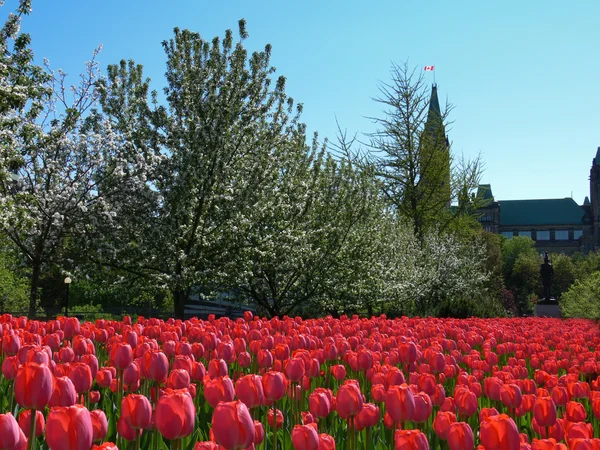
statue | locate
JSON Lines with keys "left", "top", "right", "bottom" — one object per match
{"left": 540, "top": 252, "right": 554, "bottom": 302}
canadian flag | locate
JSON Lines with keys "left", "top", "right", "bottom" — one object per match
{"left": 424, "top": 65, "right": 435, "bottom": 71}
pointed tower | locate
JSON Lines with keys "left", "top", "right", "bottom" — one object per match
{"left": 590, "top": 147, "right": 600, "bottom": 248}
{"left": 420, "top": 84, "right": 451, "bottom": 207}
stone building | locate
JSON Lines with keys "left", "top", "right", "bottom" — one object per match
{"left": 477, "top": 147, "right": 600, "bottom": 254}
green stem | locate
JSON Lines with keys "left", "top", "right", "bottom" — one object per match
{"left": 272, "top": 403, "right": 277, "bottom": 450}
{"left": 27, "top": 409, "right": 36, "bottom": 450}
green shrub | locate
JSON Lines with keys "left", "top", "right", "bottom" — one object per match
{"left": 560, "top": 271, "right": 600, "bottom": 319}
{"left": 436, "top": 292, "right": 506, "bottom": 318}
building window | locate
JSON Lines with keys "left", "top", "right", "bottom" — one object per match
{"left": 536, "top": 230, "right": 550, "bottom": 240}
{"left": 501, "top": 232, "right": 514, "bottom": 239}
{"left": 518, "top": 231, "right": 532, "bottom": 238}
{"left": 555, "top": 230, "right": 569, "bottom": 240}
{"left": 574, "top": 229, "right": 583, "bottom": 240}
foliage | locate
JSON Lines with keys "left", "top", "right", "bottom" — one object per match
{"left": 93, "top": 21, "right": 318, "bottom": 319}
{"left": 508, "top": 252, "right": 541, "bottom": 315}
{"left": 560, "top": 270, "right": 600, "bottom": 319}
{"left": 572, "top": 250, "right": 600, "bottom": 281}
{"left": 0, "top": 238, "right": 28, "bottom": 312}
{"left": 549, "top": 253, "right": 576, "bottom": 300}
{"left": 365, "top": 62, "right": 486, "bottom": 241}
{"left": 500, "top": 236, "right": 537, "bottom": 280}
{"left": 235, "top": 134, "right": 385, "bottom": 317}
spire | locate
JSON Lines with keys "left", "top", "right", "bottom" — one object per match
{"left": 594, "top": 146, "right": 600, "bottom": 165}
{"left": 425, "top": 84, "right": 442, "bottom": 135}
{"left": 424, "top": 84, "right": 449, "bottom": 147}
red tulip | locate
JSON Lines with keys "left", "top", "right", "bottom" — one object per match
{"left": 530, "top": 438, "right": 567, "bottom": 450}
{"left": 154, "top": 389, "right": 196, "bottom": 440}
{"left": 262, "top": 371, "right": 288, "bottom": 402}
{"left": 211, "top": 401, "right": 255, "bottom": 450}
{"left": 123, "top": 362, "right": 140, "bottom": 387}
{"left": 318, "top": 433, "right": 336, "bottom": 450}
{"left": 63, "top": 317, "right": 81, "bottom": 339}
{"left": 285, "top": 357, "right": 306, "bottom": 382}
{"left": 121, "top": 394, "right": 152, "bottom": 429}
{"left": 14, "top": 362, "right": 53, "bottom": 410}
{"left": 292, "top": 424, "right": 319, "bottom": 450}
{"left": 412, "top": 392, "right": 432, "bottom": 423}
{"left": 355, "top": 403, "right": 380, "bottom": 430}
{"left": 208, "top": 359, "right": 229, "bottom": 379}
{"left": 565, "top": 401, "right": 587, "bottom": 422}
{"left": 68, "top": 362, "right": 93, "bottom": 394}
{"left": 89, "top": 410, "right": 108, "bottom": 443}
{"left": 568, "top": 439, "right": 599, "bottom": 450}
{"left": 117, "top": 416, "right": 141, "bottom": 442}
{"left": 167, "top": 369, "right": 190, "bottom": 390}
{"left": 336, "top": 380, "right": 364, "bottom": 420}
{"left": 565, "top": 421, "right": 593, "bottom": 445}
{"left": 204, "top": 376, "right": 235, "bottom": 408}
{"left": 372, "top": 383, "right": 386, "bottom": 403}
{"left": 394, "top": 429, "right": 429, "bottom": 450}
{"left": 193, "top": 442, "right": 221, "bottom": 450}
{"left": 190, "top": 361, "right": 206, "bottom": 382}
{"left": 1, "top": 355, "right": 19, "bottom": 380}
{"left": 480, "top": 414, "right": 520, "bottom": 450}
{"left": 141, "top": 350, "right": 169, "bottom": 382}
{"left": 551, "top": 386, "right": 568, "bottom": 407}
{"left": 49, "top": 376, "right": 77, "bottom": 407}
{"left": 454, "top": 386, "right": 477, "bottom": 418}
{"left": 110, "top": 343, "right": 132, "bottom": 370}
{"left": 500, "top": 383, "right": 523, "bottom": 409}
{"left": 533, "top": 396, "right": 557, "bottom": 427}
{"left": 254, "top": 420, "right": 265, "bottom": 445}
{"left": 267, "top": 409, "right": 284, "bottom": 429}
{"left": 386, "top": 384, "right": 415, "bottom": 424}
{"left": 330, "top": 365, "right": 346, "bottom": 381}
{"left": 235, "top": 374, "right": 264, "bottom": 409}
{"left": 237, "top": 352, "right": 251, "bottom": 367}
{"left": 309, "top": 388, "right": 333, "bottom": 418}
{"left": 95, "top": 368, "right": 113, "bottom": 388}
{"left": 0, "top": 413, "right": 20, "bottom": 450}
{"left": 433, "top": 411, "right": 456, "bottom": 440}
{"left": 256, "top": 350, "right": 273, "bottom": 369}
{"left": 17, "top": 410, "right": 44, "bottom": 438}
{"left": 447, "top": 422, "right": 474, "bottom": 450}
{"left": 2, "top": 334, "right": 21, "bottom": 355}
{"left": 46, "top": 404, "right": 93, "bottom": 450}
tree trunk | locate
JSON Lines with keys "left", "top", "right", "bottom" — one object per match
{"left": 28, "top": 262, "right": 41, "bottom": 318}
{"left": 173, "top": 289, "right": 187, "bottom": 320}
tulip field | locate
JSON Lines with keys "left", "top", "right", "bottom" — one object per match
{"left": 1, "top": 314, "right": 600, "bottom": 449}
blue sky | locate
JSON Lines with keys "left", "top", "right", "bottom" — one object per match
{"left": 10, "top": 0, "right": 600, "bottom": 202}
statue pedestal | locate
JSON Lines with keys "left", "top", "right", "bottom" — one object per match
{"left": 534, "top": 299, "right": 561, "bottom": 318}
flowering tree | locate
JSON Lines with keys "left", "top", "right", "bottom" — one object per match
{"left": 0, "top": 2, "right": 154, "bottom": 316}
{"left": 93, "top": 21, "right": 314, "bottom": 318}
{"left": 235, "top": 133, "right": 385, "bottom": 317}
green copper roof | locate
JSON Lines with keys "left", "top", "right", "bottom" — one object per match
{"left": 499, "top": 198, "right": 585, "bottom": 226}
{"left": 477, "top": 184, "right": 494, "bottom": 201}
{"left": 595, "top": 147, "right": 600, "bottom": 165}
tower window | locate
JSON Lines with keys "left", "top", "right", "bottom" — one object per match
{"left": 536, "top": 230, "right": 550, "bottom": 240}
{"left": 555, "top": 230, "right": 569, "bottom": 240}
{"left": 574, "top": 230, "right": 583, "bottom": 240}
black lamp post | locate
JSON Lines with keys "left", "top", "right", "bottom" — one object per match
{"left": 64, "top": 276, "right": 71, "bottom": 316}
